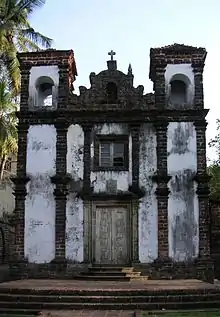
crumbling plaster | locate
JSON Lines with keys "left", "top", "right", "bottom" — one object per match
{"left": 167, "top": 122, "right": 199, "bottom": 261}
{"left": 139, "top": 124, "right": 158, "bottom": 263}
{"left": 66, "top": 124, "right": 84, "bottom": 262}
{"left": 25, "top": 125, "right": 56, "bottom": 263}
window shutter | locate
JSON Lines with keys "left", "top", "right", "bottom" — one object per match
{"left": 100, "top": 143, "right": 111, "bottom": 166}
{"left": 113, "top": 143, "right": 124, "bottom": 167}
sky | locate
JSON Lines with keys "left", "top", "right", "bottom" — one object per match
{"left": 30, "top": 0, "right": 220, "bottom": 161}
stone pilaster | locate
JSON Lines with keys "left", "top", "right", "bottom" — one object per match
{"left": 192, "top": 62, "right": 204, "bottom": 109}
{"left": 153, "top": 122, "right": 171, "bottom": 259}
{"left": 82, "top": 124, "right": 93, "bottom": 196}
{"left": 51, "top": 122, "right": 69, "bottom": 265}
{"left": 154, "top": 62, "right": 166, "bottom": 109}
{"left": 129, "top": 124, "right": 143, "bottom": 197}
{"left": 194, "top": 120, "right": 210, "bottom": 258}
{"left": 20, "top": 67, "right": 31, "bottom": 112}
{"left": 58, "top": 64, "right": 70, "bottom": 110}
{"left": 11, "top": 122, "right": 29, "bottom": 262}
{"left": 194, "top": 120, "right": 213, "bottom": 281}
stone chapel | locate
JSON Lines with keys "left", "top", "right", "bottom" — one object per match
{"left": 11, "top": 44, "right": 213, "bottom": 280}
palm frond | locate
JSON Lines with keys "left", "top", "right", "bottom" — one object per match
{"left": 21, "top": 27, "right": 52, "bottom": 48}
{"left": 16, "top": 33, "right": 40, "bottom": 51}
{"left": 17, "top": 0, "right": 46, "bottom": 14}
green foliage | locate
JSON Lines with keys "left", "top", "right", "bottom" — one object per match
{"left": 207, "top": 164, "right": 220, "bottom": 199}
{"left": 208, "top": 119, "right": 220, "bottom": 200}
{"left": 0, "top": 78, "right": 18, "bottom": 179}
{"left": 209, "top": 119, "right": 220, "bottom": 165}
{"left": 0, "top": 0, "right": 53, "bottom": 95}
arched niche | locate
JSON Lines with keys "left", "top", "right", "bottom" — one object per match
{"left": 34, "top": 76, "right": 57, "bottom": 108}
{"left": 167, "top": 73, "right": 193, "bottom": 108}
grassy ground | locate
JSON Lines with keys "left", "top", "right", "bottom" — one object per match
{"left": 145, "top": 313, "right": 220, "bottom": 317}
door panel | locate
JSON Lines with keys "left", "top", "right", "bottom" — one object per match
{"left": 95, "top": 206, "right": 128, "bottom": 264}
{"left": 112, "top": 207, "right": 127, "bottom": 264}
{"left": 95, "top": 208, "right": 112, "bottom": 264}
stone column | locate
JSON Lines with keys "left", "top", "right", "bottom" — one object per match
{"left": 10, "top": 122, "right": 29, "bottom": 276}
{"left": 153, "top": 122, "right": 171, "bottom": 259}
{"left": 194, "top": 120, "right": 213, "bottom": 281}
{"left": 82, "top": 124, "right": 93, "bottom": 196}
{"left": 192, "top": 63, "right": 204, "bottom": 109}
{"left": 51, "top": 122, "right": 70, "bottom": 267}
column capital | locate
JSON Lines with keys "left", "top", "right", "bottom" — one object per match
{"left": 17, "top": 122, "right": 29, "bottom": 133}
{"left": 81, "top": 123, "right": 93, "bottom": 132}
{"left": 11, "top": 176, "right": 30, "bottom": 186}
{"left": 129, "top": 123, "right": 141, "bottom": 131}
{"left": 192, "top": 62, "right": 204, "bottom": 73}
{"left": 193, "top": 173, "right": 211, "bottom": 184}
{"left": 154, "top": 121, "right": 169, "bottom": 131}
{"left": 152, "top": 174, "right": 172, "bottom": 184}
{"left": 54, "top": 121, "right": 69, "bottom": 131}
{"left": 155, "top": 187, "right": 170, "bottom": 197}
{"left": 194, "top": 120, "right": 208, "bottom": 130}
{"left": 51, "top": 174, "right": 71, "bottom": 185}
{"left": 20, "top": 65, "right": 31, "bottom": 74}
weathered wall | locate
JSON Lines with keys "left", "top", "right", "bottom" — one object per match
{"left": 90, "top": 123, "right": 132, "bottom": 192}
{"left": 139, "top": 123, "right": 158, "bottom": 263}
{"left": 66, "top": 124, "right": 84, "bottom": 262}
{"left": 25, "top": 125, "right": 56, "bottom": 263}
{"left": 167, "top": 122, "right": 199, "bottom": 261}
{"left": 0, "top": 181, "right": 15, "bottom": 217}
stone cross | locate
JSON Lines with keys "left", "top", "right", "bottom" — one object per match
{"left": 108, "top": 50, "right": 116, "bottom": 61}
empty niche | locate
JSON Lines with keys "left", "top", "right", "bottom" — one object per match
{"left": 34, "top": 76, "right": 57, "bottom": 109}
{"left": 167, "top": 74, "right": 193, "bottom": 108}
{"left": 106, "top": 82, "right": 118, "bottom": 103}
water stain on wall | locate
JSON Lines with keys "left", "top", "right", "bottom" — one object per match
{"left": 168, "top": 122, "right": 198, "bottom": 262}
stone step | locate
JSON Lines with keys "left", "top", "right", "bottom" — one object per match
{"left": 1, "top": 293, "right": 220, "bottom": 303}
{"left": 81, "top": 271, "right": 127, "bottom": 276}
{"left": 0, "top": 300, "right": 220, "bottom": 310}
{"left": 82, "top": 271, "right": 142, "bottom": 278}
{"left": 0, "top": 308, "right": 39, "bottom": 315}
{"left": 74, "top": 275, "right": 131, "bottom": 281}
{"left": 1, "top": 287, "right": 219, "bottom": 296}
{"left": 1, "top": 308, "right": 220, "bottom": 317}
{"left": 89, "top": 266, "right": 134, "bottom": 273}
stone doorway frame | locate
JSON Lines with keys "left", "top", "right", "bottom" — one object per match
{"left": 83, "top": 199, "right": 139, "bottom": 265}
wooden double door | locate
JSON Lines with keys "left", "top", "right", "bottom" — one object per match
{"left": 94, "top": 206, "right": 129, "bottom": 264}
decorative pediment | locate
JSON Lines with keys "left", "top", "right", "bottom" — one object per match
{"left": 69, "top": 51, "right": 155, "bottom": 110}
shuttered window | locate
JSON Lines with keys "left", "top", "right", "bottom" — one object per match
{"left": 99, "top": 142, "right": 125, "bottom": 167}
{"left": 94, "top": 135, "right": 129, "bottom": 171}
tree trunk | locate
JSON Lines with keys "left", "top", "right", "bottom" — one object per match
{"left": 0, "top": 154, "right": 7, "bottom": 180}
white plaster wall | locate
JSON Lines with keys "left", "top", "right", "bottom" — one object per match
{"left": 165, "top": 64, "right": 194, "bottom": 106}
{"left": 25, "top": 125, "right": 56, "bottom": 263}
{"left": 167, "top": 122, "right": 199, "bottom": 261}
{"left": 28, "top": 66, "right": 59, "bottom": 109}
{"left": 66, "top": 124, "right": 84, "bottom": 262}
{"left": 90, "top": 123, "right": 132, "bottom": 193}
{"left": 139, "top": 123, "right": 158, "bottom": 263}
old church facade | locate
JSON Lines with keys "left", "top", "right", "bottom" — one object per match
{"left": 11, "top": 44, "right": 212, "bottom": 280}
